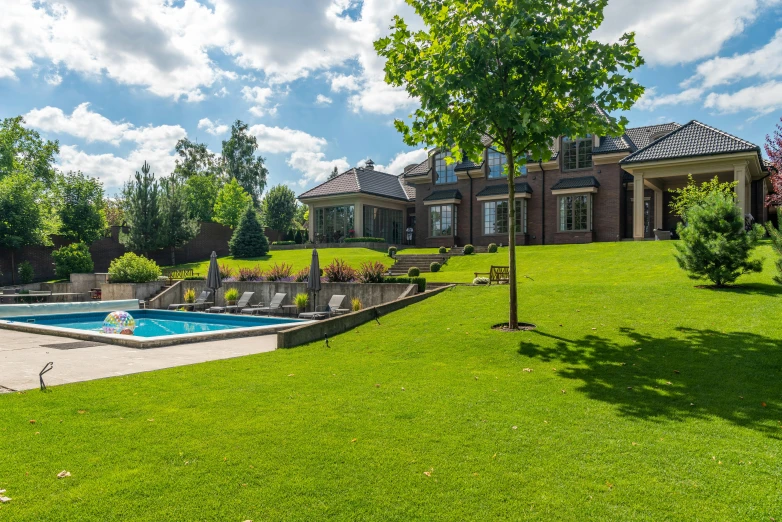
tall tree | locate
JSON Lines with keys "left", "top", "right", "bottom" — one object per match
{"left": 0, "top": 172, "right": 49, "bottom": 283}
{"left": 328, "top": 166, "right": 340, "bottom": 180}
{"left": 173, "top": 138, "right": 222, "bottom": 179}
{"left": 121, "top": 161, "right": 161, "bottom": 256}
{"left": 376, "top": 0, "right": 644, "bottom": 329}
{"left": 765, "top": 117, "right": 782, "bottom": 207}
{"left": 222, "top": 120, "right": 268, "bottom": 206}
{"left": 183, "top": 173, "right": 222, "bottom": 222}
{"left": 104, "top": 196, "right": 127, "bottom": 228}
{"left": 57, "top": 171, "right": 107, "bottom": 244}
{"left": 262, "top": 184, "right": 297, "bottom": 235}
{"left": 159, "top": 176, "right": 200, "bottom": 266}
{"left": 0, "top": 116, "right": 60, "bottom": 185}
{"left": 213, "top": 178, "right": 254, "bottom": 229}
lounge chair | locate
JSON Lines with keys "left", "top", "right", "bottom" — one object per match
{"left": 298, "top": 295, "right": 349, "bottom": 320}
{"left": 168, "top": 290, "right": 212, "bottom": 311}
{"left": 241, "top": 292, "right": 286, "bottom": 316}
{"left": 207, "top": 291, "right": 255, "bottom": 314}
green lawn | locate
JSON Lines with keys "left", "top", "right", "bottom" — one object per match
{"left": 167, "top": 247, "right": 389, "bottom": 274}
{"left": 2, "top": 242, "right": 781, "bottom": 520}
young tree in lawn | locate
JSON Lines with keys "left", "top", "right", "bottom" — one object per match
{"left": 121, "top": 161, "right": 162, "bottom": 257}
{"left": 669, "top": 175, "right": 738, "bottom": 223}
{"left": 765, "top": 117, "right": 782, "bottom": 207}
{"left": 229, "top": 205, "right": 269, "bottom": 258}
{"left": 675, "top": 192, "right": 763, "bottom": 287}
{"left": 213, "top": 177, "right": 253, "bottom": 229}
{"left": 222, "top": 120, "right": 268, "bottom": 206}
{"left": 0, "top": 116, "right": 60, "bottom": 186}
{"left": 183, "top": 173, "right": 222, "bottom": 222}
{"left": 376, "top": 0, "right": 644, "bottom": 328}
{"left": 159, "top": 176, "right": 200, "bottom": 266}
{"left": 262, "top": 184, "right": 297, "bottom": 236}
{"left": 57, "top": 171, "right": 107, "bottom": 244}
{"left": 0, "top": 172, "right": 49, "bottom": 283}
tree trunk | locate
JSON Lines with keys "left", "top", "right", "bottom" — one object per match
{"left": 506, "top": 146, "right": 518, "bottom": 329}
{"left": 171, "top": 246, "right": 176, "bottom": 267}
{"left": 10, "top": 250, "right": 16, "bottom": 285}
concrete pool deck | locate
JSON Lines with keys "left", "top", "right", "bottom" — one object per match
{"left": 0, "top": 329, "right": 277, "bottom": 392}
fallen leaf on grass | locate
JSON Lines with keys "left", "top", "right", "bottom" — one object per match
{"left": 423, "top": 469, "right": 432, "bottom": 477}
{"left": 57, "top": 471, "right": 71, "bottom": 479}
{"left": 561, "top": 389, "right": 566, "bottom": 394}
{"left": 0, "top": 496, "right": 11, "bottom": 503}
{"left": 147, "top": 419, "right": 154, "bottom": 422}
{"left": 523, "top": 368, "right": 533, "bottom": 373}
{"left": 288, "top": 374, "right": 294, "bottom": 377}
{"left": 666, "top": 382, "right": 672, "bottom": 385}
{"left": 762, "top": 402, "right": 768, "bottom": 407}
{"left": 78, "top": 410, "right": 86, "bottom": 414}
{"left": 351, "top": 438, "right": 357, "bottom": 443}
{"left": 512, "top": 426, "right": 518, "bottom": 430}
{"left": 29, "top": 420, "right": 35, "bottom": 424}
{"left": 673, "top": 370, "right": 680, "bottom": 374}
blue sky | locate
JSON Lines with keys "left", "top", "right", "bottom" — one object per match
{"left": 2, "top": 0, "right": 781, "bottom": 197}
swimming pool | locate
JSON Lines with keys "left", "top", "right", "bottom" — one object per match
{"left": 0, "top": 309, "right": 309, "bottom": 348}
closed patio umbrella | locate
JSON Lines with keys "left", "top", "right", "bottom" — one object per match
{"left": 206, "top": 251, "right": 222, "bottom": 295}
{"left": 307, "top": 249, "right": 321, "bottom": 312}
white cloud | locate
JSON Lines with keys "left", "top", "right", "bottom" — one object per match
{"left": 197, "top": 118, "right": 229, "bottom": 136}
{"left": 44, "top": 72, "right": 62, "bottom": 86}
{"left": 688, "top": 29, "right": 782, "bottom": 88}
{"left": 373, "top": 148, "right": 429, "bottom": 175}
{"left": 289, "top": 151, "right": 350, "bottom": 187}
{"left": 315, "top": 94, "right": 333, "bottom": 105}
{"left": 704, "top": 81, "right": 782, "bottom": 115}
{"left": 24, "top": 103, "right": 133, "bottom": 145}
{"left": 215, "top": 86, "right": 229, "bottom": 97}
{"left": 329, "top": 74, "right": 361, "bottom": 92}
{"left": 635, "top": 87, "right": 704, "bottom": 111}
{"left": 242, "top": 85, "right": 279, "bottom": 117}
{"left": 596, "top": 0, "right": 782, "bottom": 66}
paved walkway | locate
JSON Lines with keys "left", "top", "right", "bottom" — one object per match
{"left": 0, "top": 330, "right": 277, "bottom": 392}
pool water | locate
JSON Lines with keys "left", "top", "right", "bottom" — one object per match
{"left": 5, "top": 310, "right": 301, "bottom": 338}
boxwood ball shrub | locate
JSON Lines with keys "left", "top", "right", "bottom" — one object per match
{"left": 108, "top": 253, "right": 162, "bottom": 283}
{"left": 388, "top": 246, "right": 397, "bottom": 257}
{"left": 407, "top": 266, "right": 420, "bottom": 277}
{"left": 52, "top": 242, "right": 94, "bottom": 279}
{"left": 438, "top": 246, "right": 447, "bottom": 254}
{"left": 473, "top": 276, "right": 490, "bottom": 285}
{"left": 487, "top": 243, "right": 498, "bottom": 253}
{"left": 464, "top": 244, "right": 475, "bottom": 255}
{"left": 430, "top": 262, "right": 441, "bottom": 273}
{"left": 345, "top": 237, "right": 385, "bottom": 243}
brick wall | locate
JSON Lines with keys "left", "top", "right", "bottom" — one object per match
{"left": 0, "top": 222, "right": 233, "bottom": 285}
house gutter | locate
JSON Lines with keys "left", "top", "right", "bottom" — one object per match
{"left": 539, "top": 160, "right": 546, "bottom": 245}
{"left": 469, "top": 175, "right": 474, "bottom": 245}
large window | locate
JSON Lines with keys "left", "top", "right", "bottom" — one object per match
{"left": 483, "top": 200, "right": 526, "bottom": 235}
{"left": 429, "top": 204, "right": 456, "bottom": 236}
{"left": 435, "top": 152, "right": 456, "bottom": 184}
{"left": 562, "top": 137, "right": 593, "bottom": 171}
{"left": 363, "top": 206, "right": 403, "bottom": 244}
{"left": 487, "top": 149, "right": 527, "bottom": 178}
{"left": 314, "top": 205, "right": 355, "bottom": 242}
{"left": 558, "top": 195, "right": 591, "bottom": 231}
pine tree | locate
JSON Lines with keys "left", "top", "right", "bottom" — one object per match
{"left": 229, "top": 205, "right": 269, "bottom": 258}
{"left": 328, "top": 166, "right": 340, "bottom": 180}
{"left": 121, "top": 161, "right": 161, "bottom": 256}
{"left": 159, "top": 176, "right": 200, "bottom": 266}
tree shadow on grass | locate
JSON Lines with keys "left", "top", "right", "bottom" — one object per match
{"left": 518, "top": 327, "right": 782, "bottom": 437}
{"left": 692, "top": 283, "right": 782, "bottom": 297}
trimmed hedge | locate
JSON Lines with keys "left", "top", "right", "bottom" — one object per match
{"left": 464, "top": 244, "right": 475, "bottom": 255}
{"left": 407, "top": 266, "right": 420, "bottom": 277}
{"left": 438, "top": 246, "right": 447, "bottom": 254}
{"left": 383, "top": 276, "right": 426, "bottom": 292}
{"left": 388, "top": 246, "right": 397, "bottom": 257}
{"left": 272, "top": 240, "right": 296, "bottom": 245}
{"left": 344, "top": 237, "right": 385, "bottom": 243}
{"left": 487, "top": 243, "right": 498, "bottom": 253}
{"left": 430, "top": 262, "right": 441, "bottom": 273}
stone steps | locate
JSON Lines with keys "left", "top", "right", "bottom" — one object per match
{"left": 389, "top": 254, "right": 449, "bottom": 275}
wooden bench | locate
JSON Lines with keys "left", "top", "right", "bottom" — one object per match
{"left": 474, "top": 265, "right": 510, "bottom": 285}
{"left": 163, "top": 268, "right": 201, "bottom": 285}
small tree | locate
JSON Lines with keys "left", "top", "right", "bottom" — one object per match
{"left": 121, "top": 161, "right": 161, "bottom": 256}
{"left": 376, "top": 0, "right": 644, "bottom": 329}
{"left": 214, "top": 178, "right": 253, "bottom": 228}
{"left": 675, "top": 192, "right": 763, "bottom": 287}
{"left": 229, "top": 205, "right": 269, "bottom": 258}
{"left": 765, "top": 117, "right": 782, "bottom": 207}
{"left": 262, "top": 184, "right": 297, "bottom": 236}
{"left": 183, "top": 173, "right": 222, "bottom": 222}
{"left": 767, "top": 220, "right": 782, "bottom": 285}
{"left": 0, "top": 172, "right": 49, "bottom": 283}
{"left": 222, "top": 120, "right": 268, "bottom": 206}
{"left": 57, "top": 171, "right": 107, "bottom": 244}
{"left": 159, "top": 176, "right": 200, "bottom": 266}
{"left": 669, "top": 175, "right": 737, "bottom": 221}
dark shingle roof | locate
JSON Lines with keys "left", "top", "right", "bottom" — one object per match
{"left": 423, "top": 189, "right": 462, "bottom": 202}
{"left": 403, "top": 158, "right": 431, "bottom": 178}
{"left": 551, "top": 176, "right": 600, "bottom": 191}
{"left": 476, "top": 182, "right": 533, "bottom": 198}
{"left": 299, "top": 168, "right": 414, "bottom": 202}
{"left": 621, "top": 121, "right": 759, "bottom": 165}
{"left": 454, "top": 159, "right": 484, "bottom": 171}
{"left": 624, "top": 123, "right": 681, "bottom": 151}
{"left": 594, "top": 134, "right": 633, "bottom": 154}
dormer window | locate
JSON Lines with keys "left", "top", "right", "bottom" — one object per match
{"left": 563, "top": 136, "right": 593, "bottom": 171}
{"left": 434, "top": 151, "right": 456, "bottom": 184}
{"left": 487, "top": 148, "right": 527, "bottom": 178}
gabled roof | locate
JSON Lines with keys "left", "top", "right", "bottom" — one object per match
{"left": 475, "top": 182, "right": 533, "bottom": 198}
{"left": 551, "top": 176, "right": 600, "bottom": 191}
{"left": 624, "top": 123, "right": 681, "bottom": 151}
{"left": 423, "top": 189, "right": 462, "bottom": 202}
{"left": 403, "top": 158, "right": 431, "bottom": 178}
{"left": 299, "top": 167, "right": 414, "bottom": 202}
{"left": 594, "top": 135, "right": 633, "bottom": 154}
{"left": 621, "top": 121, "right": 760, "bottom": 165}
{"left": 454, "top": 159, "right": 484, "bottom": 171}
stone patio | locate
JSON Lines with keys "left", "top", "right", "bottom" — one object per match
{"left": 0, "top": 329, "right": 277, "bottom": 392}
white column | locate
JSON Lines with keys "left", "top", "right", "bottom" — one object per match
{"left": 354, "top": 202, "right": 364, "bottom": 238}
{"left": 654, "top": 187, "right": 664, "bottom": 231}
{"left": 734, "top": 163, "right": 748, "bottom": 216}
{"left": 633, "top": 173, "right": 645, "bottom": 240}
{"left": 308, "top": 204, "right": 315, "bottom": 242}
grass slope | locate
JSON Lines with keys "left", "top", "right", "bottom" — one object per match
{"left": 1, "top": 242, "right": 781, "bottom": 521}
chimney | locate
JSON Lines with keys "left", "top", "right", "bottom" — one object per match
{"left": 365, "top": 158, "right": 375, "bottom": 171}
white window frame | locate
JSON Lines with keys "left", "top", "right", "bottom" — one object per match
{"left": 557, "top": 194, "right": 592, "bottom": 232}
{"left": 434, "top": 152, "right": 456, "bottom": 185}
{"left": 429, "top": 204, "right": 456, "bottom": 237}
{"left": 483, "top": 199, "right": 526, "bottom": 235}
{"left": 562, "top": 136, "right": 593, "bottom": 171}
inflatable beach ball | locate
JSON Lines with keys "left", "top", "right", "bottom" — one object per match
{"left": 102, "top": 311, "right": 136, "bottom": 335}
